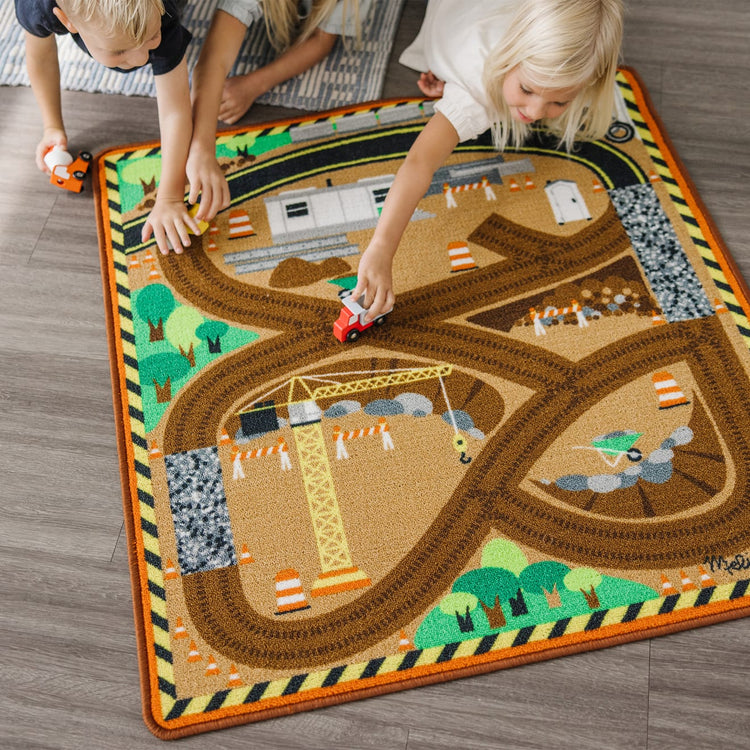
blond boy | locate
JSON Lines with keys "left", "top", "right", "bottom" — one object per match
{"left": 15, "top": 0, "right": 200, "bottom": 253}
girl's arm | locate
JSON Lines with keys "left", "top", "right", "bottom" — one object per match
{"left": 187, "top": 10, "right": 248, "bottom": 220}
{"left": 218, "top": 27, "right": 337, "bottom": 124}
{"left": 352, "top": 111, "right": 460, "bottom": 321}
{"left": 24, "top": 32, "right": 66, "bottom": 172}
{"left": 143, "top": 58, "right": 200, "bottom": 254}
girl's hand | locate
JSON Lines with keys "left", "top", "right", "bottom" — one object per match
{"left": 186, "top": 143, "right": 231, "bottom": 222}
{"left": 417, "top": 71, "right": 445, "bottom": 98}
{"left": 142, "top": 197, "right": 201, "bottom": 255}
{"left": 350, "top": 241, "right": 396, "bottom": 323}
{"left": 36, "top": 128, "right": 68, "bottom": 173}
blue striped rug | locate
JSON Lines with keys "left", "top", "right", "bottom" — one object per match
{"left": 0, "top": 0, "right": 405, "bottom": 109}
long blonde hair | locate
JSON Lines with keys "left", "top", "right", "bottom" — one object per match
{"left": 262, "top": 0, "right": 361, "bottom": 51}
{"left": 483, "top": 0, "right": 623, "bottom": 151}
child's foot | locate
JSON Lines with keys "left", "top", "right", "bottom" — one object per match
{"left": 219, "top": 73, "right": 265, "bottom": 124}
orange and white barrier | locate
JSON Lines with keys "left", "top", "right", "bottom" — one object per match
{"left": 529, "top": 300, "right": 587, "bottom": 336}
{"left": 231, "top": 437, "right": 292, "bottom": 478}
{"left": 651, "top": 310, "right": 667, "bottom": 325}
{"left": 652, "top": 371, "right": 689, "bottom": 409}
{"left": 443, "top": 176, "right": 496, "bottom": 207}
{"left": 447, "top": 241, "right": 478, "bottom": 272}
{"left": 228, "top": 209, "right": 255, "bottom": 239}
{"left": 274, "top": 569, "right": 311, "bottom": 615}
{"left": 714, "top": 298, "right": 728, "bottom": 314}
{"left": 332, "top": 417, "right": 394, "bottom": 460}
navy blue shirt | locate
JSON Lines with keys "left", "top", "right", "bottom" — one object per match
{"left": 15, "top": 0, "right": 191, "bottom": 75}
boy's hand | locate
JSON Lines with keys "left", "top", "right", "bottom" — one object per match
{"left": 350, "top": 241, "right": 396, "bottom": 323}
{"left": 142, "top": 197, "right": 201, "bottom": 255}
{"left": 186, "top": 145, "right": 231, "bottom": 222}
{"left": 36, "top": 128, "right": 68, "bottom": 173}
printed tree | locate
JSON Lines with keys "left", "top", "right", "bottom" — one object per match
{"left": 139, "top": 352, "right": 191, "bottom": 403}
{"left": 481, "top": 538, "right": 530, "bottom": 616}
{"left": 453, "top": 567, "right": 520, "bottom": 629}
{"left": 165, "top": 306, "right": 204, "bottom": 367}
{"left": 565, "top": 567, "right": 603, "bottom": 609}
{"left": 439, "top": 592, "right": 479, "bottom": 633}
{"left": 120, "top": 156, "right": 162, "bottom": 205}
{"left": 135, "top": 283, "right": 176, "bottom": 342}
{"left": 519, "top": 561, "right": 571, "bottom": 609}
{"left": 196, "top": 319, "right": 230, "bottom": 354}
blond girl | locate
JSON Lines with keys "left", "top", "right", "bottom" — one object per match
{"left": 352, "top": 0, "right": 624, "bottom": 322}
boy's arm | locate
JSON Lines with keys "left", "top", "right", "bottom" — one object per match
{"left": 187, "top": 10, "right": 248, "bottom": 220}
{"left": 23, "top": 31, "right": 66, "bottom": 171}
{"left": 145, "top": 57, "right": 200, "bottom": 254}
{"left": 352, "top": 111, "right": 460, "bottom": 321}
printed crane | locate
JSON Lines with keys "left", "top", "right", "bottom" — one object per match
{"left": 238, "top": 364, "right": 455, "bottom": 597}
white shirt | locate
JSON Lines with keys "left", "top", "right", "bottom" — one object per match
{"left": 399, "top": 0, "right": 522, "bottom": 142}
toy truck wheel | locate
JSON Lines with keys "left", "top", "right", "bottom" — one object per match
{"left": 346, "top": 329, "right": 360, "bottom": 342}
{"left": 606, "top": 121, "right": 634, "bottom": 143}
{"left": 373, "top": 315, "right": 387, "bottom": 327}
{"left": 73, "top": 170, "right": 86, "bottom": 179}
{"left": 79, "top": 151, "right": 93, "bottom": 162}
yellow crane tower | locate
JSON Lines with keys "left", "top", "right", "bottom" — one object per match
{"left": 241, "top": 364, "right": 454, "bottom": 598}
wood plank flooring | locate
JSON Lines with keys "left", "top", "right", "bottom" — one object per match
{"left": 1, "top": 1, "right": 748, "bottom": 747}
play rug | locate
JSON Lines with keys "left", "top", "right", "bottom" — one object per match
{"left": 0, "top": 0, "right": 404, "bottom": 110}
{"left": 94, "top": 68, "right": 750, "bottom": 738}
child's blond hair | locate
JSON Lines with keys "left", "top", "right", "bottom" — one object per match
{"left": 483, "top": 0, "right": 623, "bottom": 152}
{"left": 57, "top": 0, "right": 165, "bottom": 45}
{"left": 261, "top": 0, "right": 361, "bottom": 51}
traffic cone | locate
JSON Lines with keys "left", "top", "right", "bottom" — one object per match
{"left": 648, "top": 169, "right": 661, "bottom": 183}
{"left": 228, "top": 209, "right": 255, "bottom": 239}
{"left": 592, "top": 177, "right": 605, "bottom": 193}
{"left": 207, "top": 237, "right": 219, "bottom": 252}
{"left": 398, "top": 629, "right": 413, "bottom": 652}
{"left": 164, "top": 558, "right": 179, "bottom": 581}
{"left": 219, "top": 429, "right": 232, "bottom": 446}
{"left": 238, "top": 544, "right": 255, "bottom": 565}
{"left": 173, "top": 616, "right": 188, "bottom": 639}
{"left": 651, "top": 310, "right": 666, "bottom": 325}
{"left": 714, "top": 298, "right": 729, "bottom": 314}
{"left": 679, "top": 570, "right": 697, "bottom": 591}
{"left": 227, "top": 664, "right": 243, "bottom": 688}
{"left": 187, "top": 639, "right": 202, "bottom": 662}
{"left": 447, "top": 241, "right": 478, "bottom": 272}
{"left": 508, "top": 178, "right": 521, "bottom": 193}
{"left": 149, "top": 441, "right": 162, "bottom": 459}
{"left": 147, "top": 263, "right": 161, "bottom": 282}
{"left": 205, "top": 655, "right": 220, "bottom": 676}
{"left": 652, "top": 371, "right": 689, "bottom": 409}
{"left": 660, "top": 574, "right": 678, "bottom": 596}
{"left": 128, "top": 254, "right": 141, "bottom": 270}
{"left": 143, "top": 248, "right": 156, "bottom": 264}
{"left": 524, "top": 174, "right": 536, "bottom": 189}
{"left": 697, "top": 564, "right": 718, "bottom": 588}
{"left": 274, "top": 569, "right": 311, "bottom": 615}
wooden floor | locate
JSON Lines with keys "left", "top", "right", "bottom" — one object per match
{"left": 1, "top": 1, "right": 749, "bottom": 747}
